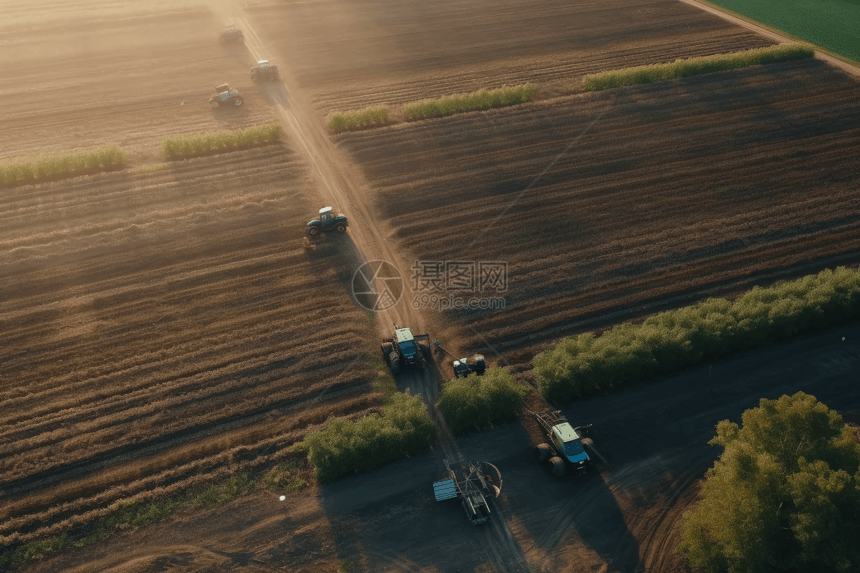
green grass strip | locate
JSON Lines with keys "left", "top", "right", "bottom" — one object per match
{"left": 296, "top": 392, "right": 436, "bottom": 483}
{"left": 160, "top": 121, "right": 281, "bottom": 159}
{"left": 326, "top": 106, "right": 389, "bottom": 131}
{"left": 437, "top": 368, "right": 530, "bottom": 435}
{"left": 583, "top": 43, "right": 814, "bottom": 91}
{"left": 403, "top": 84, "right": 535, "bottom": 120}
{"left": 534, "top": 266, "right": 860, "bottom": 404}
{"left": 0, "top": 144, "right": 129, "bottom": 187}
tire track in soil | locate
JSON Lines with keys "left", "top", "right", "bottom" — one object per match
{"left": 210, "top": 2, "right": 534, "bottom": 570}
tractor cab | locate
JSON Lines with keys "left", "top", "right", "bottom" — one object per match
{"left": 551, "top": 423, "right": 590, "bottom": 465}
{"left": 257, "top": 59, "right": 270, "bottom": 69}
{"left": 319, "top": 206, "right": 335, "bottom": 229}
{"left": 215, "top": 84, "right": 233, "bottom": 100}
{"left": 394, "top": 327, "right": 418, "bottom": 361}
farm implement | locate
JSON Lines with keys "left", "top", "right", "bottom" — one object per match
{"left": 432, "top": 459, "right": 502, "bottom": 525}
{"left": 433, "top": 340, "right": 486, "bottom": 379}
{"left": 381, "top": 323, "right": 430, "bottom": 375}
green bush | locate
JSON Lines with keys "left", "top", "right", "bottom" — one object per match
{"left": 159, "top": 122, "right": 281, "bottom": 159}
{"left": 403, "top": 84, "right": 536, "bottom": 120}
{"left": 584, "top": 43, "right": 814, "bottom": 91}
{"left": 326, "top": 106, "right": 389, "bottom": 131}
{"left": 534, "top": 266, "right": 860, "bottom": 403}
{"left": 0, "top": 144, "right": 129, "bottom": 186}
{"left": 436, "top": 367, "right": 530, "bottom": 435}
{"left": 678, "top": 392, "right": 860, "bottom": 573}
{"left": 297, "top": 391, "right": 436, "bottom": 483}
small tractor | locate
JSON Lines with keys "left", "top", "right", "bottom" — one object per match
{"left": 251, "top": 60, "right": 280, "bottom": 83}
{"left": 433, "top": 459, "right": 502, "bottom": 525}
{"left": 535, "top": 410, "right": 593, "bottom": 477}
{"left": 219, "top": 27, "right": 244, "bottom": 45}
{"left": 381, "top": 323, "right": 430, "bottom": 374}
{"left": 433, "top": 340, "right": 486, "bottom": 379}
{"left": 210, "top": 84, "right": 244, "bottom": 109}
{"left": 306, "top": 207, "right": 348, "bottom": 237}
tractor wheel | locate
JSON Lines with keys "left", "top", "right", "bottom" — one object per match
{"left": 381, "top": 342, "right": 393, "bottom": 363}
{"left": 234, "top": 97, "right": 244, "bottom": 107}
{"left": 307, "top": 226, "right": 320, "bottom": 237}
{"left": 535, "top": 443, "right": 552, "bottom": 463}
{"left": 210, "top": 100, "right": 220, "bottom": 108}
{"left": 389, "top": 354, "right": 400, "bottom": 375}
{"left": 549, "top": 457, "right": 566, "bottom": 477}
{"left": 251, "top": 70, "right": 260, "bottom": 82}
{"left": 335, "top": 224, "right": 346, "bottom": 233}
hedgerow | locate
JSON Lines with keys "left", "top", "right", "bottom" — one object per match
{"left": 437, "top": 368, "right": 530, "bottom": 435}
{"left": 403, "top": 84, "right": 535, "bottom": 120}
{"left": 0, "top": 144, "right": 128, "bottom": 186}
{"left": 159, "top": 122, "right": 281, "bottom": 159}
{"left": 583, "top": 43, "right": 814, "bottom": 91}
{"left": 326, "top": 106, "right": 389, "bottom": 131}
{"left": 534, "top": 266, "right": 860, "bottom": 403}
{"left": 296, "top": 391, "right": 436, "bottom": 483}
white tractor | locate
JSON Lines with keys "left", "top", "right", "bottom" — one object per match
{"left": 250, "top": 60, "right": 280, "bottom": 83}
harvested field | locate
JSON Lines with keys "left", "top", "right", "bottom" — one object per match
{"left": 0, "top": 145, "right": 381, "bottom": 546}
{"left": 247, "top": 0, "right": 774, "bottom": 111}
{"left": 337, "top": 58, "right": 860, "bottom": 358}
{"left": 5, "top": 0, "right": 860, "bottom": 570}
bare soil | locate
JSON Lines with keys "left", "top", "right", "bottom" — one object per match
{"left": 3, "top": 0, "right": 859, "bottom": 571}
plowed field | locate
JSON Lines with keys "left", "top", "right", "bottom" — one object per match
{"left": 3, "top": 0, "right": 859, "bottom": 571}
{"left": 0, "top": 145, "right": 381, "bottom": 546}
{"left": 337, "top": 58, "right": 860, "bottom": 359}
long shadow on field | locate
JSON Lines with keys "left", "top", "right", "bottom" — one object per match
{"left": 319, "top": 419, "right": 537, "bottom": 572}
{"left": 511, "top": 321, "right": 860, "bottom": 572}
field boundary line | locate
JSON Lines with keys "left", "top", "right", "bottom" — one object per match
{"left": 680, "top": 0, "right": 860, "bottom": 77}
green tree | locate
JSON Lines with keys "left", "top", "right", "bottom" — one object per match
{"left": 678, "top": 392, "right": 860, "bottom": 573}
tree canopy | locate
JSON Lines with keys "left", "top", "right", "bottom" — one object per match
{"left": 678, "top": 391, "right": 860, "bottom": 573}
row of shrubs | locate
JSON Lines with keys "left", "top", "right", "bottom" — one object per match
{"left": 296, "top": 391, "right": 436, "bottom": 483}
{"left": 583, "top": 43, "right": 814, "bottom": 91}
{"left": 534, "top": 266, "right": 860, "bottom": 403}
{"left": 436, "top": 368, "right": 530, "bottom": 435}
{"left": 325, "top": 84, "right": 536, "bottom": 131}
{"left": 403, "top": 84, "right": 536, "bottom": 120}
{"left": 326, "top": 106, "right": 389, "bottom": 131}
{"left": 160, "top": 122, "right": 281, "bottom": 159}
{"left": 0, "top": 144, "right": 128, "bottom": 186}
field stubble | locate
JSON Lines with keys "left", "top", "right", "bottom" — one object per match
{"left": 0, "top": 147, "right": 381, "bottom": 545}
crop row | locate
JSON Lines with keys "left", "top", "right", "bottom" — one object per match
{"left": 0, "top": 144, "right": 128, "bottom": 187}
{"left": 296, "top": 392, "right": 436, "bottom": 483}
{"left": 159, "top": 122, "right": 282, "bottom": 159}
{"left": 583, "top": 43, "right": 814, "bottom": 90}
{"left": 534, "top": 266, "right": 860, "bottom": 403}
{"left": 325, "top": 84, "right": 535, "bottom": 131}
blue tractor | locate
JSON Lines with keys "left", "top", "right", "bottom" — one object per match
{"left": 306, "top": 207, "right": 348, "bottom": 237}
{"left": 381, "top": 323, "right": 430, "bottom": 375}
{"left": 535, "top": 410, "right": 593, "bottom": 477}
